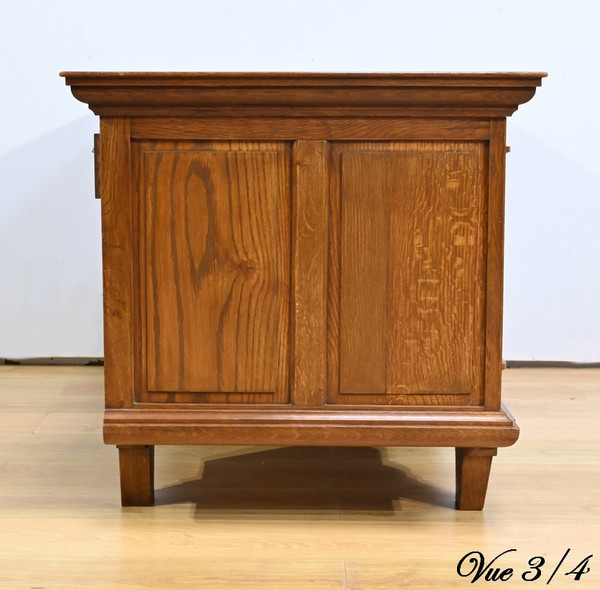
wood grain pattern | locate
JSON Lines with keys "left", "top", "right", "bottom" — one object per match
{"left": 61, "top": 71, "right": 547, "bottom": 118}
{"left": 62, "top": 72, "right": 544, "bottom": 509}
{"left": 339, "top": 153, "right": 389, "bottom": 393}
{"left": 130, "top": 117, "right": 491, "bottom": 141}
{"left": 143, "top": 142, "right": 291, "bottom": 403}
{"left": 455, "top": 447, "right": 497, "bottom": 509}
{"left": 61, "top": 71, "right": 548, "bottom": 85}
{"left": 4, "top": 364, "right": 596, "bottom": 579}
{"left": 103, "top": 405, "right": 519, "bottom": 448}
{"left": 484, "top": 119, "right": 507, "bottom": 411}
{"left": 118, "top": 445, "right": 154, "bottom": 506}
{"left": 291, "top": 141, "right": 329, "bottom": 406}
{"left": 99, "top": 118, "right": 135, "bottom": 410}
{"left": 333, "top": 142, "right": 486, "bottom": 405}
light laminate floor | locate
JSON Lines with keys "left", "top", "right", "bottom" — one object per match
{"left": 0, "top": 366, "right": 598, "bottom": 589}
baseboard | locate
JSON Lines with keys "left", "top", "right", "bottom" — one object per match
{"left": 1, "top": 357, "right": 598, "bottom": 369}
{"left": 1, "top": 357, "right": 104, "bottom": 366}
{"left": 505, "top": 360, "right": 600, "bottom": 369}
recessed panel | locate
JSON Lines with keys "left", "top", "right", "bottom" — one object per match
{"left": 331, "top": 142, "right": 487, "bottom": 404}
{"left": 143, "top": 143, "right": 291, "bottom": 403}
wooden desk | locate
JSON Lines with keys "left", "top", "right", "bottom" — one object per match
{"left": 62, "top": 72, "right": 545, "bottom": 509}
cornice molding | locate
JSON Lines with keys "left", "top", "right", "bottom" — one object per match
{"left": 61, "top": 71, "right": 547, "bottom": 118}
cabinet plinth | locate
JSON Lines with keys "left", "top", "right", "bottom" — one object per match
{"left": 62, "top": 71, "right": 545, "bottom": 510}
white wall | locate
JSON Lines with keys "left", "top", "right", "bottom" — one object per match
{"left": 1, "top": 0, "right": 598, "bottom": 361}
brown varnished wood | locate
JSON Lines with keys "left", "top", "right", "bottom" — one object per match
{"left": 104, "top": 406, "right": 519, "bottom": 448}
{"left": 130, "top": 117, "right": 491, "bottom": 141}
{"left": 99, "top": 118, "right": 135, "bottom": 410}
{"left": 333, "top": 142, "right": 486, "bottom": 405}
{"left": 291, "top": 141, "right": 328, "bottom": 406}
{"left": 484, "top": 119, "right": 507, "bottom": 411}
{"left": 61, "top": 72, "right": 546, "bottom": 118}
{"left": 106, "top": 425, "right": 517, "bottom": 449}
{"left": 118, "top": 445, "right": 154, "bottom": 506}
{"left": 455, "top": 447, "right": 497, "bottom": 510}
{"left": 385, "top": 145, "right": 485, "bottom": 398}
{"left": 60, "top": 71, "right": 548, "bottom": 85}
{"left": 339, "top": 150, "right": 389, "bottom": 394}
{"left": 62, "top": 72, "right": 545, "bottom": 508}
{"left": 142, "top": 141, "right": 291, "bottom": 403}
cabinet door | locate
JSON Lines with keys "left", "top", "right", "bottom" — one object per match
{"left": 137, "top": 141, "right": 291, "bottom": 404}
{"left": 328, "top": 142, "right": 487, "bottom": 406}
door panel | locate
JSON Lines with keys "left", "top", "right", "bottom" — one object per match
{"left": 329, "top": 142, "right": 487, "bottom": 406}
{"left": 140, "top": 142, "right": 291, "bottom": 403}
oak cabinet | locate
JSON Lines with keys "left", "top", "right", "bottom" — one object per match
{"left": 62, "top": 72, "right": 545, "bottom": 509}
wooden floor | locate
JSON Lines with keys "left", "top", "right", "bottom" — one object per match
{"left": 0, "top": 367, "right": 598, "bottom": 589}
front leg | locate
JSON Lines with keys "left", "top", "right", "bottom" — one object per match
{"left": 455, "top": 447, "right": 497, "bottom": 510}
{"left": 117, "top": 445, "right": 155, "bottom": 506}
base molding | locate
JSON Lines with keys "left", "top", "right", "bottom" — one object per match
{"left": 104, "top": 404, "right": 519, "bottom": 448}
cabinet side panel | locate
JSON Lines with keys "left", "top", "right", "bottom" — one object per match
{"left": 100, "top": 118, "right": 135, "bottom": 409}
{"left": 333, "top": 142, "right": 486, "bottom": 404}
{"left": 144, "top": 146, "right": 290, "bottom": 402}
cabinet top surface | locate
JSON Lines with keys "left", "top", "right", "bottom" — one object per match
{"left": 61, "top": 71, "right": 546, "bottom": 85}
{"left": 61, "top": 72, "right": 546, "bottom": 117}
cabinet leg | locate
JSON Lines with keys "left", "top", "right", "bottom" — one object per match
{"left": 455, "top": 447, "right": 497, "bottom": 510}
{"left": 117, "top": 445, "right": 155, "bottom": 506}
